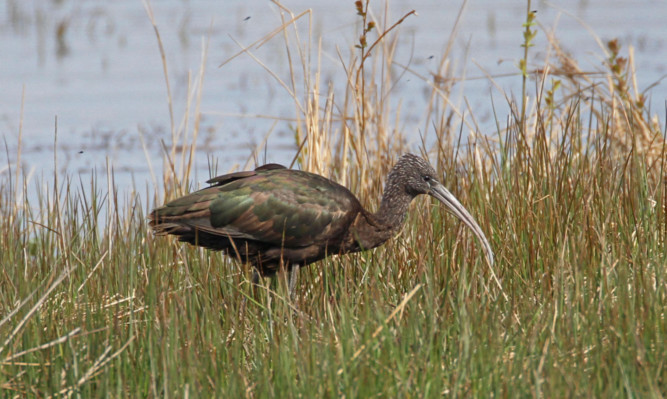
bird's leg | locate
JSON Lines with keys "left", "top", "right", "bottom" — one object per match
{"left": 240, "top": 267, "right": 262, "bottom": 315}
{"left": 252, "top": 268, "right": 261, "bottom": 287}
{"left": 288, "top": 264, "right": 299, "bottom": 298}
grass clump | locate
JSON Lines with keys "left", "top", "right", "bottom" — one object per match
{"left": 1, "top": 1, "right": 665, "bottom": 397}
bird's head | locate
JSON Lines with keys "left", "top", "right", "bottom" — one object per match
{"left": 390, "top": 153, "right": 494, "bottom": 266}
{"left": 389, "top": 153, "right": 439, "bottom": 196}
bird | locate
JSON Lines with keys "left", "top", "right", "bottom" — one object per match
{"left": 149, "top": 153, "right": 494, "bottom": 294}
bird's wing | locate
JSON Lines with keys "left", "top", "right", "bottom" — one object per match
{"left": 152, "top": 169, "right": 359, "bottom": 248}
{"left": 205, "top": 163, "right": 286, "bottom": 185}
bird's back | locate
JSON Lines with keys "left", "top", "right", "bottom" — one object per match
{"left": 150, "top": 166, "right": 362, "bottom": 275}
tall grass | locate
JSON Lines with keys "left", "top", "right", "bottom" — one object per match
{"left": 1, "top": 1, "right": 665, "bottom": 397}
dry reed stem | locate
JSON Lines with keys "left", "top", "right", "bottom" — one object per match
{"left": 2, "top": 328, "right": 82, "bottom": 364}
{"left": 50, "top": 335, "right": 136, "bottom": 399}
{"left": 142, "top": 0, "right": 174, "bottom": 141}
{"left": 337, "top": 283, "right": 422, "bottom": 376}
{"left": 546, "top": 30, "right": 665, "bottom": 186}
{"left": 144, "top": 0, "right": 208, "bottom": 198}
{"left": 76, "top": 250, "right": 109, "bottom": 293}
{"left": 218, "top": 8, "right": 311, "bottom": 68}
{"left": 0, "top": 268, "right": 71, "bottom": 358}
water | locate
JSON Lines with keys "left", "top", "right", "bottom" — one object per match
{"left": 1, "top": 0, "right": 665, "bottom": 195}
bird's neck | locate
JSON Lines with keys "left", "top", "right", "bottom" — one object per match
{"left": 346, "top": 169, "right": 415, "bottom": 252}
{"left": 375, "top": 183, "right": 413, "bottom": 228}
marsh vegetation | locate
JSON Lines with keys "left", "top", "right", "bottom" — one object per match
{"left": 1, "top": 1, "right": 665, "bottom": 397}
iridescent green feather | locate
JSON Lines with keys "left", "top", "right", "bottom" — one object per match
{"left": 155, "top": 168, "right": 359, "bottom": 248}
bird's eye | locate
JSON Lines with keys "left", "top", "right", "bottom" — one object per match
{"left": 422, "top": 175, "right": 431, "bottom": 182}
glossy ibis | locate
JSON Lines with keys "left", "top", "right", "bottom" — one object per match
{"left": 150, "top": 153, "right": 494, "bottom": 293}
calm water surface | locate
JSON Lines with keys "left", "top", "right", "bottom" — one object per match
{"left": 1, "top": 0, "right": 665, "bottom": 195}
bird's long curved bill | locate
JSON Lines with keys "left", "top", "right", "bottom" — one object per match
{"left": 429, "top": 183, "right": 494, "bottom": 266}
